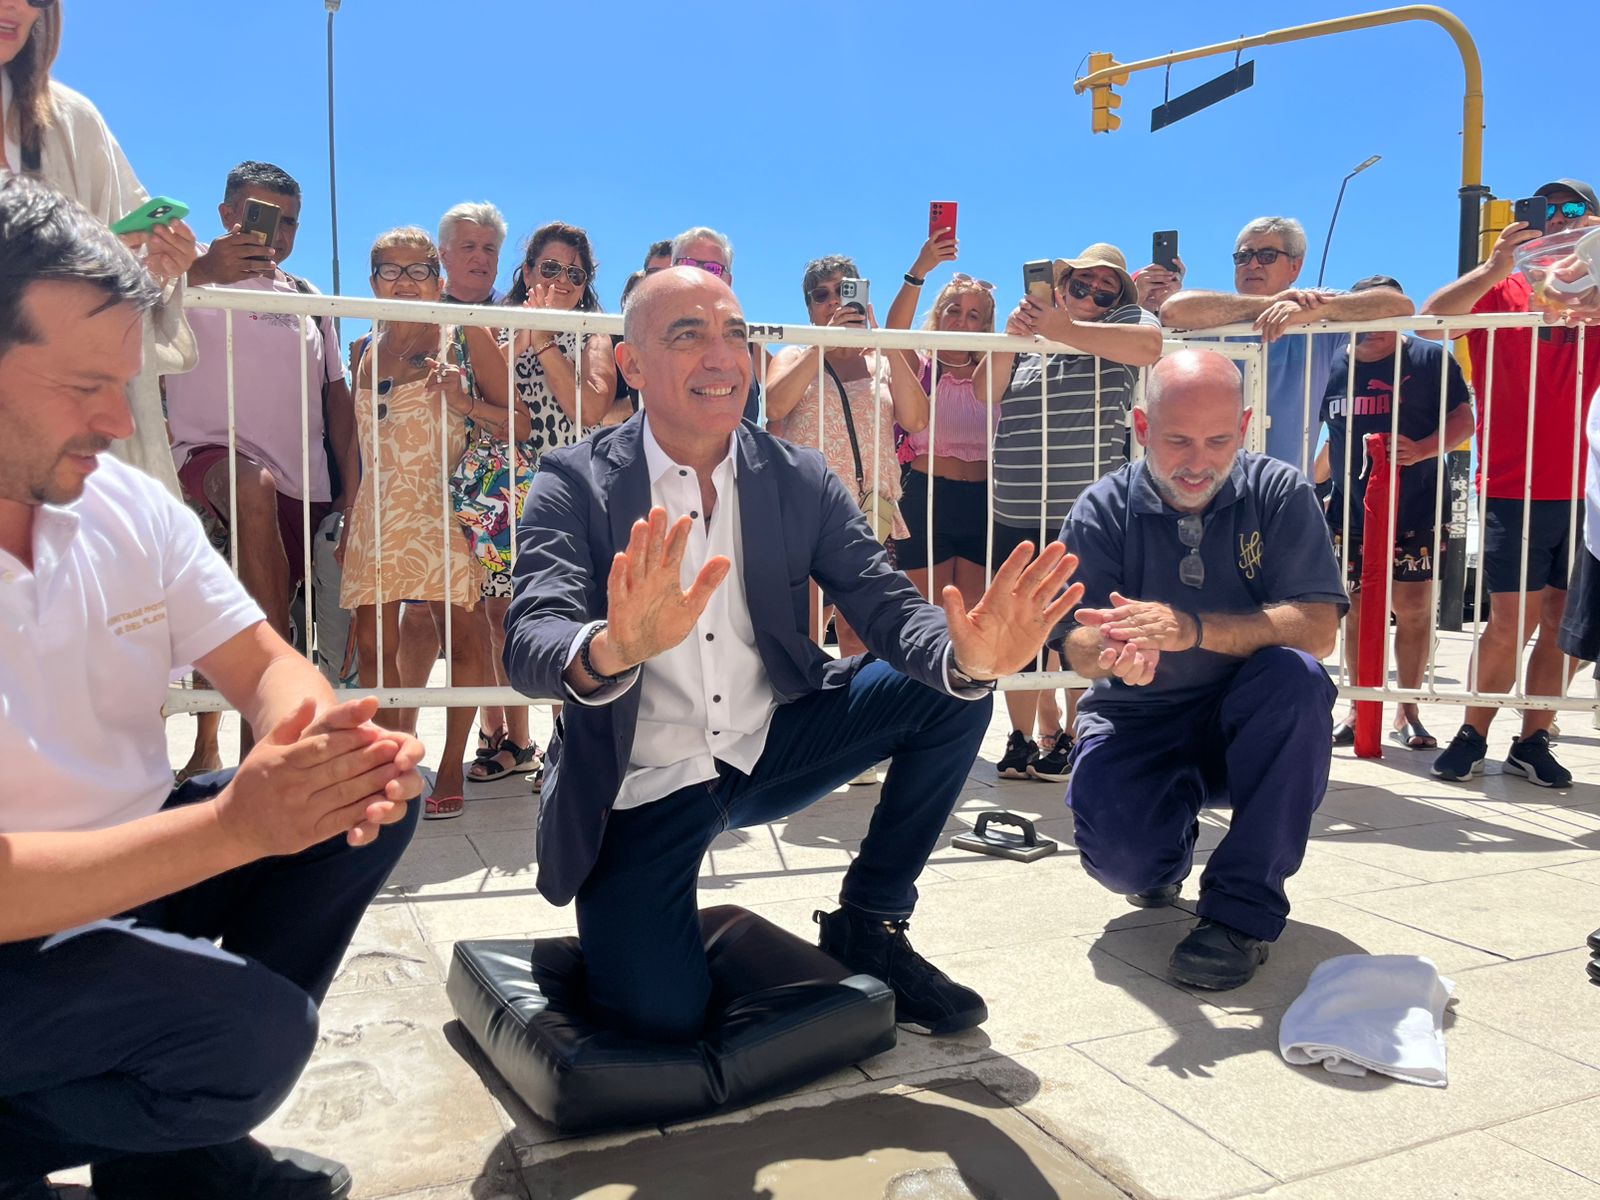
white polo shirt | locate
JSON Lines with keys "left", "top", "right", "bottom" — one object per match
{"left": 0, "top": 457, "right": 263, "bottom": 833}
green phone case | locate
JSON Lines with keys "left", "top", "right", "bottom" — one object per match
{"left": 109, "top": 196, "right": 190, "bottom": 236}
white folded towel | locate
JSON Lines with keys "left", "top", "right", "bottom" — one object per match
{"left": 1279, "top": 954, "right": 1458, "bottom": 1087}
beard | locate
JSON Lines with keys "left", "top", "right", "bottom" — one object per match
{"left": 1148, "top": 460, "right": 1228, "bottom": 512}
{"left": 22, "top": 437, "right": 114, "bottom": 504}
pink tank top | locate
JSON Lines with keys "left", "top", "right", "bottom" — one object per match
{"left": 902, "top": 357, "right": 999, "bottom": 463}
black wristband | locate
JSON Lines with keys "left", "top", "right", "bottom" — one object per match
{"left": 1191, "top": 611, "right": 1205, "bottom": 650}
{"left": 903, "top": 272, "right": 925, "bottom": 287}
{"left": 578, "top": 621, "right": 632, "bottom": 686}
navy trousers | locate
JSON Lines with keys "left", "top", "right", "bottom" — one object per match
{"left": 1066, "top": 648, "right": 1335, "bottom": 942}
{"left": 0, "top": 771, "right": 419, "bottom": 1185}
{"left": 575, "top": 660, "right": 993, "bottom": 1042}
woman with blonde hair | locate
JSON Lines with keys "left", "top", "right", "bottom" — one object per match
{"left": 339, "top": 227, "right": 490, "bottom": 819}
{"left": 0, "top": 0, "right": 198, "bottom": 495}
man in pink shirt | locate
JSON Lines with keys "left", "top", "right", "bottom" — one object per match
{"left": 166, "top": 162, "right": 357, "bottom": 652}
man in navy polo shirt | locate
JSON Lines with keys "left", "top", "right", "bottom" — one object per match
{"left": 1057, "top": 349, "right": 1346, "bottom": 990}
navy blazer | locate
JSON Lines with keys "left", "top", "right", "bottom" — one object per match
{"left": 503, "top": 413, "right": 960, "bottom": 905}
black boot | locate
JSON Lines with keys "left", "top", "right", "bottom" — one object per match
{"left": 1168, "top": 918, "right": 1269, "bottom": 990}
{"left": 815, "top": 907, "right": 987, "bottom": 1036}
{"left": 92, "top": 1138, "right": 351, "bottom": 1200}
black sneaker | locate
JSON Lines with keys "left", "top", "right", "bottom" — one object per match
{"left": 93, "top": 1138, "right": 352, "bottom": 1200}
{"left": 996, "top": 730, "right": 1038, "bottom": 781}
{"left": 1028, "top": 733, "right": 1073, "bottom": 783}
{"left": 815, "top": 907, "right": 988, "bottom": 1036}
{"left": 1504, "top": 729, "right": 1572, "bottom": 788}
{"left": 1168, "top": 918, "right": 1269, "bottom": 991}
{"left": 1431, "top": 724, "right": 1487, "bottom": 781}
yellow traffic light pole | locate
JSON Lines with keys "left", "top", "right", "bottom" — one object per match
{"left": 1074, "top": 5, "right": 1485, "bottom": 275}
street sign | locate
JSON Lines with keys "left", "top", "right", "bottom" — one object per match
{"left": 1150, "top": 60, "right": 1256, "bottom": 132}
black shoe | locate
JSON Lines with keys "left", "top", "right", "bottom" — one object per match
{"left": 1128, "top": 883, "right": 1180, "bottom": 908}
{"left": 1588, "top": 928, "right": 1600, "bottom": 954}
{"left": 815, "top": 907, "right": 987, "bottom": 1036}
{"left": 1503, "top": 729, "right": 1572, "bottom": 788}
{"left": 1168, "top": 919, "right": 1269, "bottom": 991}
{"left": 996, "top": 730, "right": 1038, "bottom": 780}
{"left": 93, "top": 1138, "right": 352, "bottom": 1200}
{"left": 1431, "top": 724, "right": 1487, "bottom": 781}
{"left": 1027, "top": 733, "right": 1073, "bottom": 783}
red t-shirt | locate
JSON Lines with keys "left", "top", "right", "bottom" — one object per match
{"left": 1467, "top": 275, "right": 1600, "bottom": 500}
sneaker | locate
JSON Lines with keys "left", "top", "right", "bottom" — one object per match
{"left": 1431, "top": 724, "right": 1487, "bottom": 781}
{"left": 996, "top": 730, "right": 1038, "bottom": 781}
{"left": 1168, "top": 918, "right": 1269, "bottom": 991}
{"left": 93, "top": 1138, "right": 352, "bottom": 1200}
{"left": 1128, "top": 883, "right": 1180, "bottom": 908}
{"left": 815, "top": 907, "right": 987, "bottom": 1036}
{"left": 1503, "top": 729, "right": 1572, "bottom": 788}
{"left": 849, "top": 764, "right": 881, "bottom": 786}
{"left": 1028, "top": 733, "right": 1073, "bottom": 783}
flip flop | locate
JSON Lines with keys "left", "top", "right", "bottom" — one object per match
{"left": 1332, "top": 720, "right": 1356, "bottom": 747}
{"left": 1389, "top": 719, "right": 1437, "bottom": 750}
{"left": 424, "top": 793, "right": 465, "bottom": 820}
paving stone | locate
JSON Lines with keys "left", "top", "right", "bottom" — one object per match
{"left": 1447, "top": 950, "right": 1600, "bottom": 1067}
{"left": 1339, "top": 869, "right": 1600, "bottom": 958}
{"left": 1308, "top": 811, "right": 1594, "bottom": 882}
{"left": 1490, "top": 1096, "right": 1600, "bottom": 1185}
{"left": 329, "top": 903, "right": 439, "bottom": 997}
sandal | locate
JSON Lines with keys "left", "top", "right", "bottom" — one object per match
{"left": 1332, "top": 720, "right": 1357, "bottom": 747}
{"left": 1389, "top": 718, "right": 1437, "bottom": 750}
{"left": 424, "top": 793, "right": 465, "bottom": 820}
{"left": 467, "top": 738, "right": 540, "bottom": 783}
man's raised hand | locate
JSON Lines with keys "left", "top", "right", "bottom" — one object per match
{"left": 1077, "top": 591, "right": 1197, "bottom": 653}
{"left": 605, "top": 506, "right": 731, "bottom": 669}
{"left": 942, "top": 540, "right": 1083, "bottom": 679}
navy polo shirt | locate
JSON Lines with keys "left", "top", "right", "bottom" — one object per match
{"left": 1061, "top": 452, "right": 1347, "bottom": 721}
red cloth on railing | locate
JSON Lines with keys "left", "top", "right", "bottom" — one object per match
{"left": 1354, "top": 431, "right": 1393, "bottom": 759}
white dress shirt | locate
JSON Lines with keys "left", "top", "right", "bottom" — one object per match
{"left": 567, "top": 417, "right": 780, "bottom": 810}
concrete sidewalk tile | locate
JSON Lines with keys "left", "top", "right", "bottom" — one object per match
{"left": 1340, "top": 870, "right": 1600, "bottom": 959}
{"left": 328, "top": 904, "right": 439, "bottom": 997}
{"left": 382, "top": 834, "right": 490, "bottom": 896}
{"left": 1077, "top": 1010, "right": 1600, "bottom": 1179}
{"left": 1448, "top": 951, "right": 1600, "bottom": 1067}
{"left": 1490, "top": 1097, "right": 1600, "bottom": 1185}
{"left": 410, "top": 891, "right": 575, "bottom": 946}
{"left": 467, "top": 829, "right": 541, "bottom": 891}
{"left": 1546, "top": 859, "right": 1600, "bottom": 887}
{"left": 1250, "top": 1131, "right": 1600, "bottom": 1199}
{"left": 1273, "top": 842, "right": 1429, "bottom": 900}
{"left": 1309, "top": 813, "right": 1593, "bottom": 883}
{"left": 257, "top": 985, "right": 506, "bottom": 1199}
{"left": 1084, "top": 898, "right": 1500, "bottom": 1012}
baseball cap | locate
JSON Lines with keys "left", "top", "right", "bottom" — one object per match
{"left": 1534, "top": 179, "right": 1599, "bottom": 212}
{"left": 1351, "top": 274, "right": 1403, "bottom": 293}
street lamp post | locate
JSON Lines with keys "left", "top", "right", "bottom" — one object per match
{"left": 1317, "top": 154, "right": 1381, "bottom": 287}
{"left": 325, "top": 0, "right": 342, "bottom": 301}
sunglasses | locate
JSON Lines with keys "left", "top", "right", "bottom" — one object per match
{"left": 808, "top": 285, "right": 841, "bottom": 304}
{"left": 675, "top": 256, "right": 729, "bottom": 278}
{"left": 372, "top": 262, "right": 440, "bottom": 282}
{"left": 1177, "top": 514, "right": 1206, "bottom": 588}
{"left": 1066, "top": 278, "right": 1119, "bottom": 309}
{"left": 25, "top": 0, "right": 55, "bottom": 8}
{"left": 951, "top": 272, "right": 996, "bottom": 291}
{"left": 1232, "top": 247, "right": 1291, "bottom": 267}
{"left": 1547, "top": 200, "right": 1590, "bottom": 221}
{"left": 529, "top": 258, "right": 589, "bottom": 287}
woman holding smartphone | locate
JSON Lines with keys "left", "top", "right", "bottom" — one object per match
{"left": 0, "top": 0, "right": 198, "bottom": 496}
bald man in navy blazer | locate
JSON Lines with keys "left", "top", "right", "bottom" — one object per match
{"left": 503, "top": 268, "right": 1080, "bottom": 1041}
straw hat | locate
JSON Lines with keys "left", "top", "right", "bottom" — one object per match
{"left": 1053, "top": 243, "right": 1136, "bottom": 309}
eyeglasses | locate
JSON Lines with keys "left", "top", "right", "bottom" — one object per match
{"left": 808, "top": 285, "right": 839, "bottom": 305}
{"left": 1177, "top": 514, "right": 1205, "bottom": 588}
{"left": 951, "top": 273, "right": 996, "bottom": 291}
{"left": 1066, "top": 279, "right": 1119, "bottom": 309}
{"left": 675, "top": 256, "right": 729, "bottom": 278}
{"left": 372, "top": 262, "right": 440, "bottom": 282}
{"left": 1232, "top": 247, "right": 1291, "bottom": 267}
{"left": 1548, "top": 200, "right": 1590, "bottom": 221}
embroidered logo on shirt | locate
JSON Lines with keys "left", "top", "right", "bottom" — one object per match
{"left": 108, "top": 601, "right": 167, "bottom": 636}
{"left": 1237, "top": 532, "right": 1263, "bottom": 580}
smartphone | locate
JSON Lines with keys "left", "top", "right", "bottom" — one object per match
{"left": 240, "top": 198, "right": 282, "bottom": 247}
{"left": 108, "top": 196, "right": 189, "bottom": 236}
{"left": 1023, "top": 260, "right": 1055, "bottom": 305}
{"left": 1152, "top": 230, "right": 1180, "bottom": 272}
{"left": 1512, "top": 197, "right": 1548, "bottom": 237}
{"left": 838, "top": 277, "right": 869, "bottom": 316}
{"left": 928, "top": 200, "right": 958, "bottom": 244}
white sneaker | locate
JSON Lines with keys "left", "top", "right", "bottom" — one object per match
{"left": 850, "top": 765, "right": 880, "bottom": 786}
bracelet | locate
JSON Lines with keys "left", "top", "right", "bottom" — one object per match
{"left": 903, "top": 272, "right": 926, "bottom": 287}
{"left": 1190, "top": 611, "right": 1205, "bottom": 650}
{"left": 578, "top": 621, "right": 632, "bottom": 685}
{"left": 531, "top": 337, "right": 560, "bottom": 357}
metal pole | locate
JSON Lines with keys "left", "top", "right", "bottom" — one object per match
{"left": 325, "top": 1, "right": 342, "bottom": 305}
{"left": 1317, "top": 155, "right": 1381, "bottom": 287}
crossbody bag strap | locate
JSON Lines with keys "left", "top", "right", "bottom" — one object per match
{"left": 823, "top": 359, "right": 866, "bottom": 497}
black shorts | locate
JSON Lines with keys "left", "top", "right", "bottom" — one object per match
{"left": 1331, "top": 527, "right": 1443, "bottom": 592}
{"left": 992, "top": 519, "right": 1065, "bottom": 675}
{"left": 1483, "top": 498, "right": 1575, "bottom": 595}
{"left": 891, "top": 469, "right": 990, "bottom": 571}
{"left": 1559, "top": 543, "right": 1600, "bottom": 661}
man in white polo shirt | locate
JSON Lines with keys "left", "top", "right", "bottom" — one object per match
{"left": 0, "top": 178, "right": 421, "bottom": 1200}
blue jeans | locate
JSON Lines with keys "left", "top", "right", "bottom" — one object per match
{"left": 575, "top": 660, "right": 992, "bottom": 1041}
{"left": 0, "top": 771, "right": 419, "bottom": 1184}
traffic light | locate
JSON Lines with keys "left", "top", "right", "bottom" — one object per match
{"left": 1088, "top": 52, "right": 1128, "bottom": 133}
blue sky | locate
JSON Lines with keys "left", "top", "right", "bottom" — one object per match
{"left": 65, "top": 0, "right": 1597, "bottom": 325}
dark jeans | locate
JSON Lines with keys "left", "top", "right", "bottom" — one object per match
{"left": 1066, "top": 648, "right": 1335, "bottom": 942}
{"left": 0, "top": 771, "right": 419, "bottom": 1184}
{"left": 575, "top": 660, "right": 992, "bottom": 1041}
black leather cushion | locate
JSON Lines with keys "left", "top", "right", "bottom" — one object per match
{"left": 446, "top": 905, "right": 897, "bottom": 1133}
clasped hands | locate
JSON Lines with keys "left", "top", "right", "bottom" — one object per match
{"left": 1254, "top": 288, "right": 1337, "bottom": 342}
{"left": 1075, "top": 591, "right": 1199, "bottom": 687}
